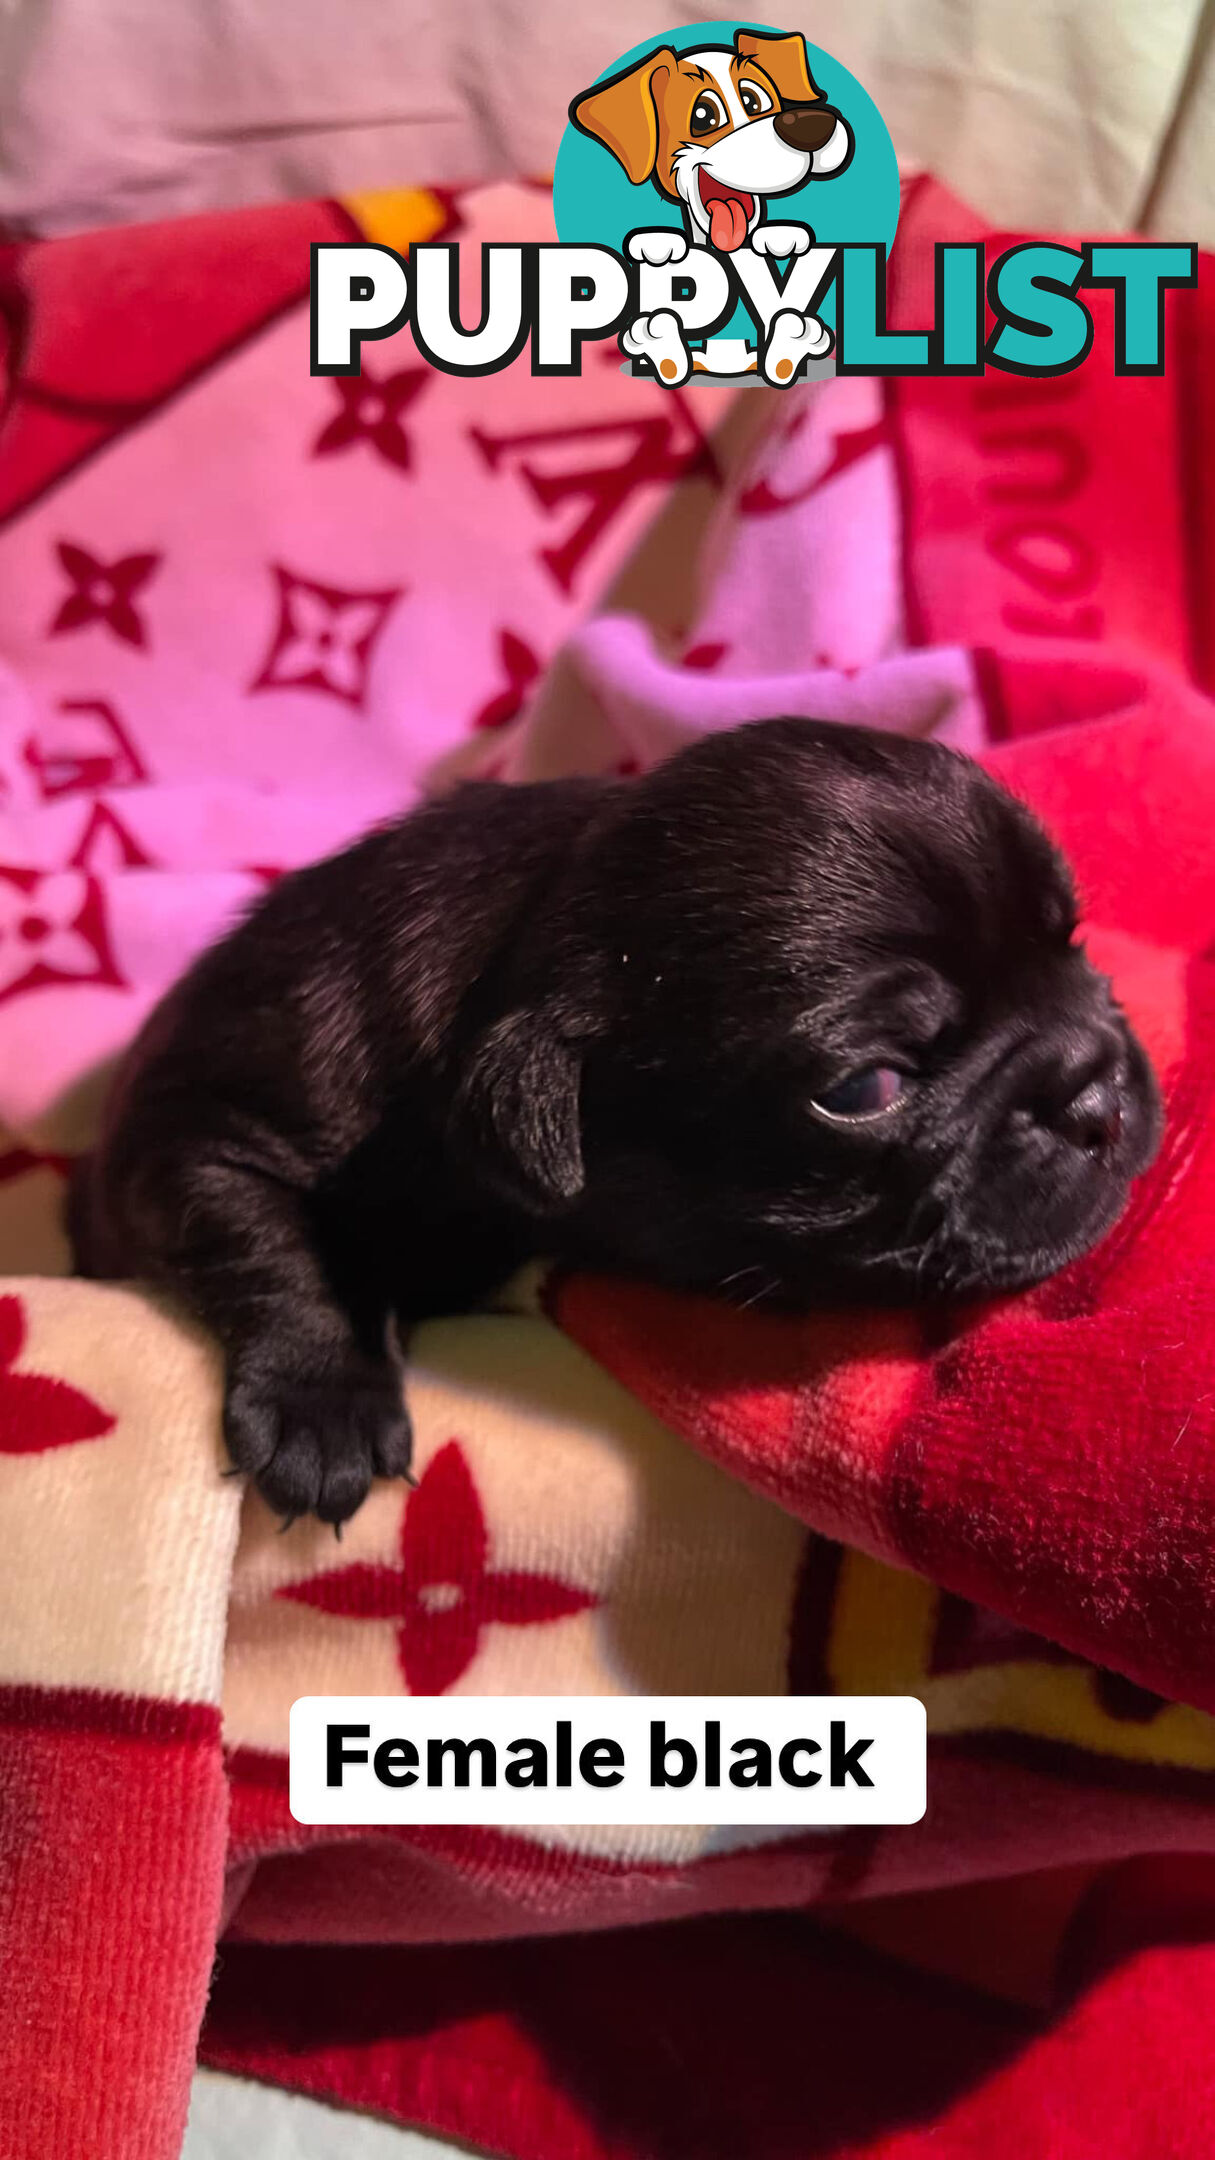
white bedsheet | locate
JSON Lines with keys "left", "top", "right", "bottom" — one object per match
{"left": 184, "top": 2070, "right": 484, "bottom": 2160}
{"left": 0, "top": 0, "right": 1210, "bottom": 241}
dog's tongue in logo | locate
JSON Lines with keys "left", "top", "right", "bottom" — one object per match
{"left": 700, "top": 172, "right": 755, "bottom": 252}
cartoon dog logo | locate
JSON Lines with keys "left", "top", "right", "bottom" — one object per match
{"left": 572, "top": 29, "right": 851, "bottom": 253}
{"left": 571, "top": 29, "right": 852, "bottom": 384}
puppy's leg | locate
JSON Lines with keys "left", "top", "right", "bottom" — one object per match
{"left": 76, "top": 781, "right": 607, "bottom": 1523}
{"left": 215, "top": 1175, "right": 411, "bottom": 1526}
{"left": 88, "top": 1134, "right": 410, "bottom": 1524}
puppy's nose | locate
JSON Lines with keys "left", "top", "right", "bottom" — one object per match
{"left": 773, "top": 105, "right": 840, "bottom": 153}
{"left": 1023, "top": 1030, "right": 1125, "bottom": 1157}
{"left": 1049, "top": 1073, "right": 1124, "bottom": 1155}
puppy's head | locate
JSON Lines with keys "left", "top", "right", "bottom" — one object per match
{"left": 571, "top": 32, "right": 852, "bottom": 252}
{"left": 461, "top": 719, "right": 1161, "bottom": 1309}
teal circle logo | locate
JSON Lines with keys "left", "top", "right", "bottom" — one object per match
{"left": 554, "top": 21, "right": 898, "bottom": 381}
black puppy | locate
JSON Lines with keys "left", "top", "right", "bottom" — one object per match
{"left": 71, "top": 718, "right": 1160, "bottom": 1524}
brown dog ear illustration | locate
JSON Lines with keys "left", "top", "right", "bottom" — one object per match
{"left": 571, "top": 47, "right": 676, "bottom": 186}
{"left": 735, "top": 29, "right": 824, "bottom": 105}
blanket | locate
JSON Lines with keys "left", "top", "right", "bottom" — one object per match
{"left": 0, "top": 175, "right": 1214, "bottom": 2160}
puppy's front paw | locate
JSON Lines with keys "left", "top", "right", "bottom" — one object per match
{"left": 225, "top": 1350, "right": 412, "bottom": 1525}
{"left": 750, "top": 224, "right": 813, "bottom": 258}
{"left": 762, "top": 306, "right": 833, "bottom": 384}
{"left": 627, "top": 229, "right": 689, "bottom": 266}
{"left": 621, "top": 309, "right": 691, "bottom": 384}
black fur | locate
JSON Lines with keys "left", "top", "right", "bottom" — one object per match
{"left": 70, "top": 719, "right": 1161, "bottom": 1522}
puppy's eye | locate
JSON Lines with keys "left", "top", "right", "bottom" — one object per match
{"left": 690, "top": 91, "right": 727, "bottom": 135}
{"left": 738, "top": 80, "right": 774, "bottom": 117}
{"left": 810, "top": 1067, "right": 907, "bottom": 1123}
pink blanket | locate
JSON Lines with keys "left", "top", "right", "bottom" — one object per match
{"left": 0, "top": 180, "right": 1012, "bottom": 1168}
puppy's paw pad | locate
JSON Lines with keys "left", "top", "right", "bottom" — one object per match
{"left": 762, "top": 306, "right": 833, "bottom": 384}
{"left": 621, "top": 309, "right": 690, "bottom": 384}
{"left": 225, "top": 1363, "right": 412, "bottom": 1525}
{"left": 751, "top": 224, "right": 812, "bottom": 258}
{"left": 627, "top": 229, "right": 689, "bottom": 266}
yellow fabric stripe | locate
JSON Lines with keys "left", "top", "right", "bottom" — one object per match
{"left": 829, "top": 1547, "right": 1215, "bottom": 1772}
{"left": 341, "top": 188, "right": 450, "bottom": 250}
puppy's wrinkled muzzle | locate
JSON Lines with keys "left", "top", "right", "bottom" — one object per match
{"left": 1051, "top": 1074, "right": 1123, "bottom": 1157}
{"left": 932, "top": 1011, "right": 1163, "bottom": 1295}
{"left": 1011, "top": 1022, "right": 1131, "bottom": 1161}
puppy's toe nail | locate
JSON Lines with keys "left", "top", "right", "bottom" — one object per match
{"left": 372, "top": 1408, "right": 414, "bottom": 1483}
{"left": 224, "top": 1373, "right": 282, "bottom": 1477}
{"left": 317, "top": 1440, "right": 374, "bottom": 1527}
{"left": 258, "top": 1426, "right": 325, "bottom": 1521}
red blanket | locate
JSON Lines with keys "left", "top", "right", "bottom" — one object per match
{"left": 0, "top": 177, "right": 1214, "bottom": 2160}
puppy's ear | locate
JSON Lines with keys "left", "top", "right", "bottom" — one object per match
{"left": 455, "top": 1008, "right": 584, "bottom": 1213}
{"left": 734, "top": 29, "right": 823, "bottom": 105}
{"left": 571, "top": 49, "right": 675, "bottom": 185}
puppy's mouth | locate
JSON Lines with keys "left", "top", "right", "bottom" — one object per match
{"left": 698, "top": 170, "right": 755, "bottom": 252}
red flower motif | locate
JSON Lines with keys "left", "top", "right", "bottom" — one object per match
{"left": 249, "top": 564, "right": 403, "bottom": 709}
{"left": 313, "top": 365, "right": 429, "bottom": 471}
{"left": 0, "top": 1295, "right": 116, "bottom": 1454}
{"left": 49, "top": 542, "right": 161, "bottom": 648}
{"left": 0, "top": 866, "right": 125, "bottom": 1004}
{"left": 279, "top": 1439, "right": 597, "bottom": 1693}
{"left": 472, "top": 629, "right": 542, "bottom": 732}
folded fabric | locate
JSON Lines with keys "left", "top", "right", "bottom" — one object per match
{"left": 1, "top": 174, "right": 1214, "bottom": 2160}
